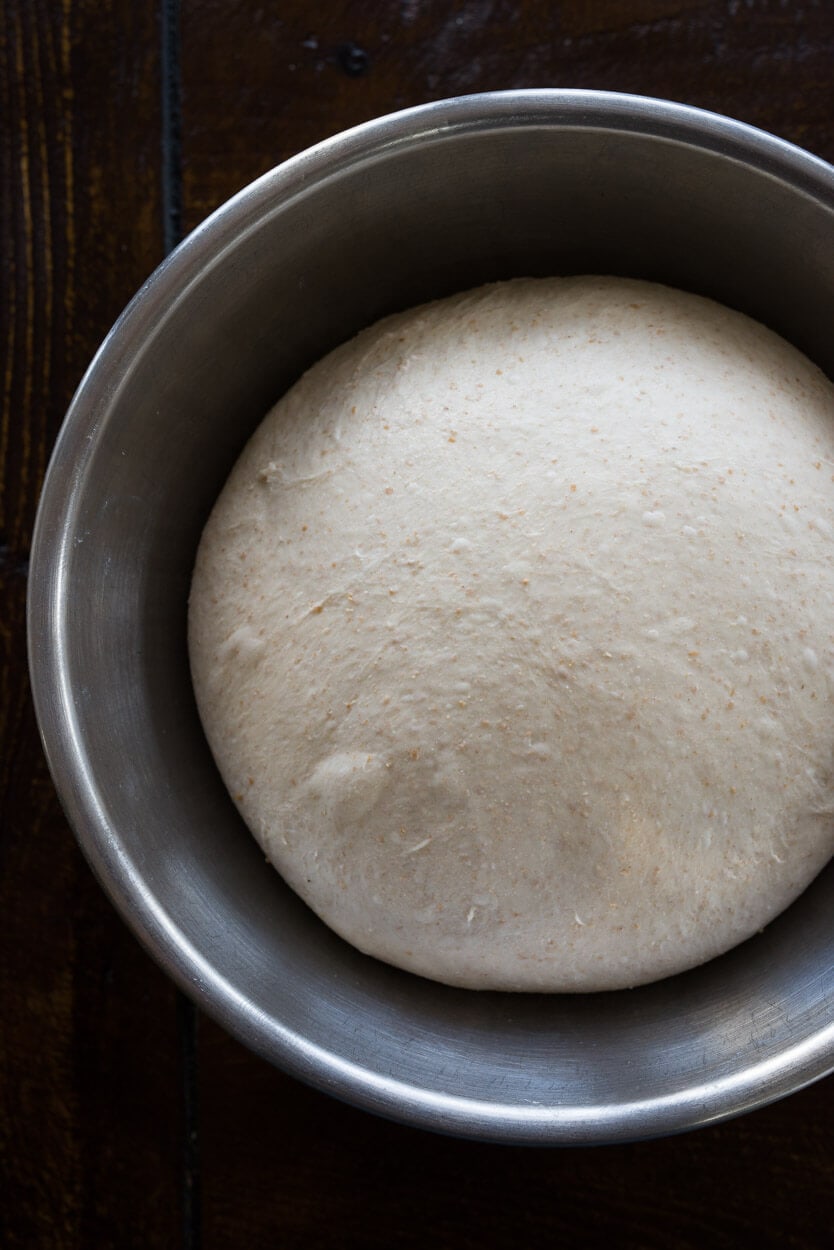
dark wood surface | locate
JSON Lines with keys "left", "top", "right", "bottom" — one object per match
{"left": 3, "top": 2, "right": 834, "bottom": 1246}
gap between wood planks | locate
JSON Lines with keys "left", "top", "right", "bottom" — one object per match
{"left": 161, "top": 3, "right": 200, "bottom": 1248}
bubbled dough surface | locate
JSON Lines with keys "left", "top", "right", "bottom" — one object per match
{"left": 189, "top": 277, "right": 834, "bottom": 992}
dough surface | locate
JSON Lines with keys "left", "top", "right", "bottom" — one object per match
{"left": 189, "top": 277, "right": 834, "bottom": 991}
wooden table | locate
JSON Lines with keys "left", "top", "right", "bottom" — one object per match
{"left": 3, "top": 3, "right": 833, "bottom": 1245}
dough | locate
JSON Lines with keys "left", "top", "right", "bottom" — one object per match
{"left": 189, "top": 277, "right": 834, "bottom": 991}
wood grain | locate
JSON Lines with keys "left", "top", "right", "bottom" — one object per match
{"left": 0, "top": 3, "right": 181, "bottom": 1246}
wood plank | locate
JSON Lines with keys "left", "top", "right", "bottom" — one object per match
{"left": 0, "top": 2, "right": 182, "bottom": 1245}
{"left": 178, "top": 2, "right": 834, "bottom": 1244}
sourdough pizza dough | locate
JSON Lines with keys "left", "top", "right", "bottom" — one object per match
{"left": 189, "top": 277, "right": 834, "bottom": 991}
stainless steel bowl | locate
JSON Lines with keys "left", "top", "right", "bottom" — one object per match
{"left": 29, "top": 90, "right": 834, "bottom": 1144}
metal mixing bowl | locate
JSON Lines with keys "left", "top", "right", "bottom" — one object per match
{"left": 29, "top": 90, "right": 834, "bottom": 1144}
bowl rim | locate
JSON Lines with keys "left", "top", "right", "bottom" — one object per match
{"left": 28, "top": 88, "right": 834, "bottom": 1144}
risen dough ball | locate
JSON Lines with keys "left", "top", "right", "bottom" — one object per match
{"left": 189, "top": 277, "right": 834, "bottom": 991}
